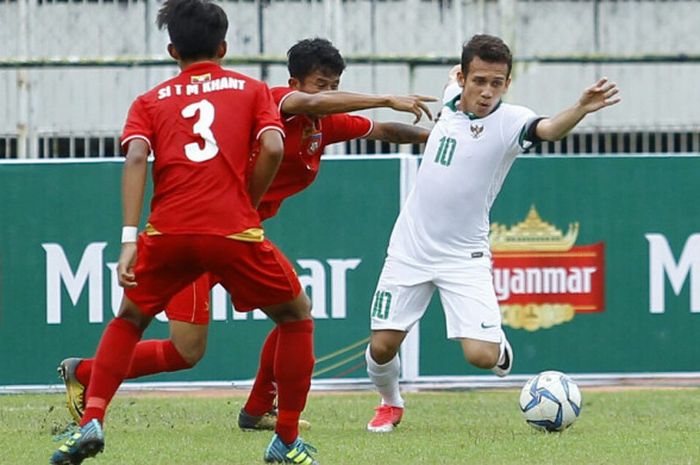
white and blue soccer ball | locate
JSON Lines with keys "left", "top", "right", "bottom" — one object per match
{"left": 519, "top": 370, "right": 582, "bottom": 432}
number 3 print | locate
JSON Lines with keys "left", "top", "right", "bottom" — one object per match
{"left": 181, "top": 99, "right": 219, "bottom": 162}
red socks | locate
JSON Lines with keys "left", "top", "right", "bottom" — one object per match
{"left": 127, "top": 339, "right": 193, "bottom": 378}
{"left": 78, "top": 316, "right": 313, "bottom": 447}
{"left": 81, "top": 318, "right": 143, "bottom": 426}
{"left": 77, "top": 340, "right": 192, "bottom": 387}
{"left": 274, "top": 319, "right": 314, "bottom": 444}
{"left": 75, "top": 358, "right": 93, "bottom": 386}
{"left": 243, "top": 327, "right": 279, "bottom": 417}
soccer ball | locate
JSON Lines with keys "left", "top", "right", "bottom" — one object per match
{"left": 519, "top": 370, "right": 582, "bottom": 432}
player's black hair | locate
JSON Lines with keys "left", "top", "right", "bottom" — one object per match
{"left": 287, "top": 38, "right": 346, "bottom": 81}
{"left": 156, "top": 0, "right": 228, "bottom": 61}
{"left": 461, "top": 34, "right": 513, "bottom": 78}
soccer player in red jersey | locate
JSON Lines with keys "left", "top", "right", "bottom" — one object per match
{"left": 51, "top": 1, "right": 319, "bottom": 464}
{"left": 58, "top": 39, "right": 433, "bottom": 437}
{"left": 241, "top": 38, "right": 434, "bottom": 430}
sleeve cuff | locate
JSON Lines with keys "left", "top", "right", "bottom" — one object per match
{"left": 256, "top": 126, "right": 285, "bottom": 140}
{"left": 360, "top": 117, "right": 374, "bottom": 138}
{"left": 277, "top": 90, "right": 299, "bottom": 114}
{"left": 121, "top": 135, "right": 152, "bottom": 152}
{"left": 519, "top": 116, "right": 547, "bottom": 150}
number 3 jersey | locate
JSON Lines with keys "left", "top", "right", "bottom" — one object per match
{"left": 120, "top": 62, "right": 284, "bottom": 238}
{"left": 387, "top": 84, "right": 539, "bottom": 265}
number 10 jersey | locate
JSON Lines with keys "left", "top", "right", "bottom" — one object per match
{"left": 388, "top": 87, "right": 538, "bottom": 266}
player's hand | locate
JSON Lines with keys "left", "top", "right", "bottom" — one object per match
{"left": 389, "top": 95, "right": 437, "bottom": 124}
{"left": 578, "top": 77, "right": 621, "bottom": 114}
{"left": 118, "top": 242, "right": 138, "bottom": 288}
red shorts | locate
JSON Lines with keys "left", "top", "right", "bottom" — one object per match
{"left": 125, "top": 234, "right": 301, "bottom": 318}
{"left": 164, "top": 274, "right": 214, "bottom": 324}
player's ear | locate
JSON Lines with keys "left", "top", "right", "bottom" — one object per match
{"left": 288, "top": 77, "right": 302, "bottom": 90}
{"left": 457, "top": 70, "right": 466, "bottom": 86}
{"left": 504, "top": 76, "right": 512, "bottom": 92}
{"left": 217, "top": 41, "right": 227, "bottom": 59}
{"left": 167, "top": 44, "right": 179, "bottom": 61}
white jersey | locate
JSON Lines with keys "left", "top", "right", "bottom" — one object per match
{"left": 388, "top": 85, "right": 538, "bottom": 265}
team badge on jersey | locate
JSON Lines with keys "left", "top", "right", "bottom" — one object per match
{"left": 470, "top": 123, "right": 485, "bottom": 139}
{"left": 301, "top": 122, "right": 322, "bottom": 155}
{"left": 307, "top": 133, "right": 322, "bottom": 154}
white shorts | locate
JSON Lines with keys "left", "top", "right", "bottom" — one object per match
{"left": 369, "top": 255, "right": 502, "bottom": 343}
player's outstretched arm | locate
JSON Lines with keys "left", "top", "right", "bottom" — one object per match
{"left": 281, "top": 91, "right": 436, "bottom": 123}
{"left": 119, "top": 138, "right": 149, "bottom": 288}
{"left": 248, "top": 129, "right": 284, "bottom": 208}
{"left": 535, "top": 77, "right": 621, "bottom": 141}
{"left": 365, "top": 121, "right": 431, "bottom": 144}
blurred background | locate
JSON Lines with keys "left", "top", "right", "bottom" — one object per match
{"left": 1, "top": 0, "right": 699, "bottom": 388}
{"left": 1, "top": 0, "right": 699, "bottom": 159}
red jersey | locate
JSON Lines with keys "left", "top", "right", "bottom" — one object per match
{"left": 256, "top": 86, "right": 373, "bottom": 220}
{"left": 121, "top": 62, "right": 284, "bottom": 237}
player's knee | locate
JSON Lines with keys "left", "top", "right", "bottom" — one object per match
{"left": 117, "top": 301, "right": 153, "bottom": 330}
{"left": 263, "top": 291, "right": 312, "bottom": 323}
{"left": 297, "top": 291, "right": 312, "bottom": 316}
{"left": 178, "top": 343, "right": 205, "bottom": 366}
{"left": 171, "top": 337, "right": 207, "bottom": 366}
{"left": 369, "top": 340, "right": 399, "bottom": 365}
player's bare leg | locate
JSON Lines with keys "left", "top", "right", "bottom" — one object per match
{"left": 459, "top": 333, "right": 513, "bottom": 377}
{"left": 366, "top": 330, "right": 408, "bottom": 433}
{"left": 459, "top": 338, "right": 499, "bottom": 368}
{"left": 169, "top": 321, "right": 208, "bottom": 366}
{"left": 261, "top": 292, "right": 319, "bottom": 464}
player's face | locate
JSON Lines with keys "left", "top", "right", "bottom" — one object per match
{"left": 458, "top": 57, "right": 511, "bottom": 117}
{"left": 293, "top": 70, "right": 341, "bottom": 94}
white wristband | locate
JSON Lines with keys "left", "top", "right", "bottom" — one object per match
{"left": 121, "top": 226, "right": 138, "bottom": 243}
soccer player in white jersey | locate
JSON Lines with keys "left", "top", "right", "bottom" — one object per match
{"left": 365, "top": 34, "right": 620, "bottom": 433}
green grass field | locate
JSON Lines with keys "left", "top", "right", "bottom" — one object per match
{"left": 2, "top": 389, "right": 699, "bottom": 465}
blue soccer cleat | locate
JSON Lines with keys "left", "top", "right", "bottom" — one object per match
{"left": 50, "top": 419, "right": 104, "bottom": 465}
{"left": 264, "top": 433, "right": 319, "bottom": 465}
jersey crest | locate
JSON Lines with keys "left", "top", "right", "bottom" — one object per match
{"left": 470, "top": 123, "right": 485, "bottom": 139}
{"left": 301, "top": 122, "right": 322, "bottom": 155}
{"left": 307, "top": 133, "right": 322, "bottom": 154}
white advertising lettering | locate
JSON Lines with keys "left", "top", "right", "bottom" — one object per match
{"left": 43, "top": 242, "right": 360, "bottom": 324}
{"left": 646, "top": 233, "right": 700, "bottom": 313}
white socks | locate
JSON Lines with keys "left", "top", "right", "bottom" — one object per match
{"left": 365, "top": 345, "right": 405, "bottom": 408}
{"left": 497, "top": 330, "right": 508, "bottom": 366}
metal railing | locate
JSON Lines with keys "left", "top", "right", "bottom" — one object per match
{"left": 2, "top": 53, "right": 699, "bottom": 69}
{"left": 3, "top": 128, "right": 698, "bottom": 159}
